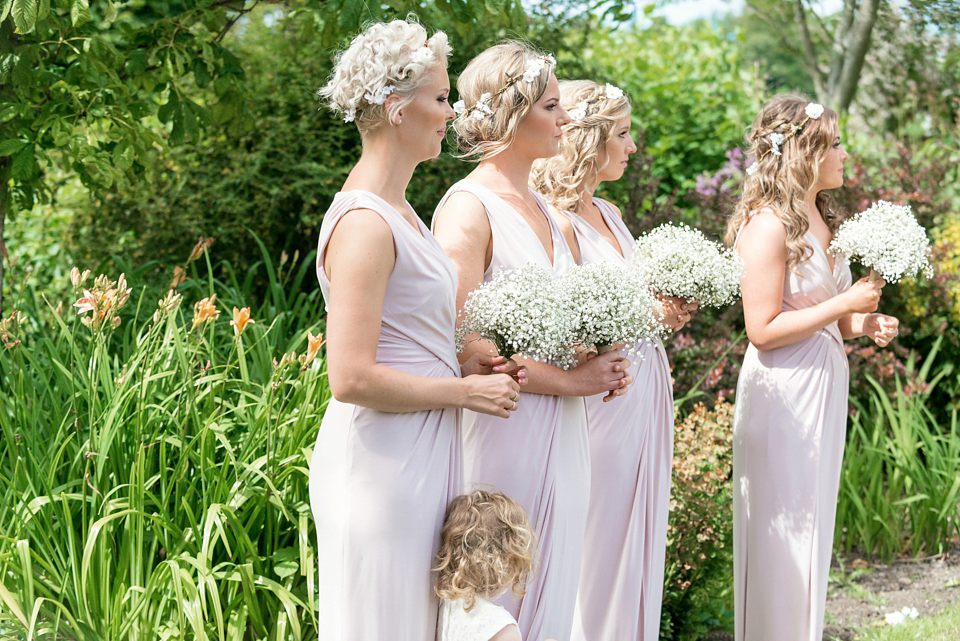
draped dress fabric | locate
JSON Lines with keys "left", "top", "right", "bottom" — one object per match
{"left": 556, "top": 199, "right": 673, "bottom": 641}
{"left": 732, "top": 226, "right": 853, "bottom": 641}
{"left": 309, "top": 190, "right": 463, "bottom": 641}
{"left": 433, "top": 179, "right": 590, "bottom": 641}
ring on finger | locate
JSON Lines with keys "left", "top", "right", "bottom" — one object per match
{"left": 513, "top": 400, "right": 518, "bottom": 411}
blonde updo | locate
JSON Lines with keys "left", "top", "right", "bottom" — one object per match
{"left": 318, "top": 19, "right": 452, "bottom": 135}
{"left": 531, "top": 80, "right": 631, "bottom": 214}
{"left": 725, "top": 94, "right": 842, "bottom": 271}
{"left": 453, "top": 41, "right": 557, "bottom": 161}
{"left": 434, "top": 489, "right": 536, "bottom": 611}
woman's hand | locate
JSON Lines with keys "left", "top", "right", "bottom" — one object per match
{"left": 461, "top": 352, "right": 528, "bottom": 385}
{"left": 569, "top": 351, "right": 634, "bottom": 402}
{"left": 659, "top": 295, "right": 698, "bottom": 332}
{"left": 841, "top": 277, "right": 885, "bottom": 314}
{"left": 863, "top": 313, "right": 899, "bottom": 347}
{"left": 462, "top": 374, "right": 522, "bottom": 418}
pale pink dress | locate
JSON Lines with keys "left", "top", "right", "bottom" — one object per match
{"left": 309, "top": 191, "right": 463, "bottom": 641}
{"left": 556, "top": 199, "right": 673, "bottom": 641}
{"left": 433, "top": 178, "right": 590, "bottom": 641}
{"left": 732, "top": 227, "right": 852, "bottom": 641}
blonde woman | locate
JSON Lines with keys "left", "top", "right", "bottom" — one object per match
{"left": 531, "top": 80, "right": 691, "bottom": 641}
{"left": 433, "top": 43, "right": 633, "bottom": 641}
{"left": 726, "top": 94, "right": 899, "bottom": 641}
{"left": 310, "top": 20, "right": 520, "bottom": 640}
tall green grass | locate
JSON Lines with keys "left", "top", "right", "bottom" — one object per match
{"left": 0, "top": 247, "right": 328, "bottom": 640}
{"left": 836, "top": 338, "right": 960, "bottom": 559}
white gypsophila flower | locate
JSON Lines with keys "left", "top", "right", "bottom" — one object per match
{"left": 364, "top": 84, "right": 395, "bottom": 105}
{"left": 457, "top": 263, "right": 576, "bottom": 369}
{"left": 604, "top": 84, "right": 624, "bottom": 100}
{"left": 568, "top": 101, "right": 589, "bottom": 121}
{"left": 769, "top": 132, "right": 785, "bottom": 156}
{"left": 560, "top": 260, "right": 662, "bottom": 355}
{"left": 745, "top": 162, "right": 759, "bottom": 176}
{"left": 410, "top": 45, "right": 433, "bottom": 64}
{"left": 631, "top": 224, "right": 744, "bottom": 308}
{"left": 805, "top": 102, "right": 825, "bottom": 120}
{"left": 471, "top": 92, "right": 494, "bottom": 121}
{"left": 452, "top": 100, "right": 465, "bottom": 115}
{"left": 829, "top": 200, "right": 934, "bottom": 283}
{"left": 343, "top": 107, "right": 356, "bottom": 123}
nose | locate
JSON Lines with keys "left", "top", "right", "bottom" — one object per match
{"left": 444, "top": 102, "right": 455, "bottom": 122}
{"left": 627, "top": 135, "right": 638, "bottom": 154}
{"left": 556, "top": 105, "right": 571, "bottom": 126}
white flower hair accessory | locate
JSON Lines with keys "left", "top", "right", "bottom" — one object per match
{"left": 343, "top": 107, "right": 356, "bottom": 123}
{"left": 364, "top": 85, "right": 395, "bottom": 105}
{"left": 604, "top": 84, "right": 624, "bottom": 100}
{"left": 452, "top": 100, "right": 465, "bottom": 115}
{"left": 567, "top": 101, "right": 589, "bottom": 121}
{"left": 462, "top": 53, "right": 557, "bottom": 121}
{"left": 410, "top": 45, "right": 433, "bottom": 65}
{"left": 567, "top": 82, "right": 628, "bottom": 121}
{"left": 745, "top": 101, "right": 826, "bottom": 175}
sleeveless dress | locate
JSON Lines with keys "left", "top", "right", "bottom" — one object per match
{"left": 438, "top": 597, "right": 520, "bottom": 641}
{"left": 557, "top": 200, "right": 673, "bottom": 641}
{"left": 732, "top": 226, "right": 853, "bottom": 641}
{"left": 309, "top": 190, "right": 463, "bottom": 641}
{"left": 433, "top": 178, "right": 590, "bottom": 641}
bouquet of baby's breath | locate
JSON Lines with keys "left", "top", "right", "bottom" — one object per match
{"left": 631, "top": 224, "right": 743, "bottom": 307}
{"left": 457, "top": 263, "right": 576, "bottom": 368}
{"left": 560, "top": 260, "right": 662, "bottom": 354}
{"left": 829, "top": 200, "right": 934, "bottom": 283}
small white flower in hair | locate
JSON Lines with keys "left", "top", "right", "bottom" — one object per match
{"left": 769, "top": 132, "right": 785, "bottom": 156}
{"left": 452, "top": 100, "right": 465, "bottom": 115}
{"left": 522, "top": 55, "right": 555, "bottom": 82}
{"left": 343, "top": 107, "right": 356, "bottom": 123}
{"left": 410, "top": 45, "right": 433, "bottom": 64}
{"left": 471, "top": 92, "right": 494, "bottom": 121}
{"left": 568, "top": 101, "right": 589, "bottom": 121}
{"left": 746, "top": 162, "right": 759, "bottom": 176}
{"left": 364, "top": 85, "right": 395, "bottom": 106}
{"left": 805, "top": 102, "right": 825, "bottom": 120}
{"left": 604, "top": 84, "right": 624, "bottom": 100}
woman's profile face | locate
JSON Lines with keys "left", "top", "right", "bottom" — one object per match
{"left": 397, "top": 64, "right": 456, "bottom": 161}
{"left": 597, "top": 112, "right": 637, "bottom": 184}
{"left": 815, "top": 124, "right": 848, "bottom": 191}
{"left": 511, "top": 73, "right": 570, "bottom": 160}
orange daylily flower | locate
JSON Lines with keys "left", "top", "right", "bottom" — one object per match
{"left": 192, "top": 295, "right": 220, "bottom": 329}
{"left": 70, "top": 267, "right": 91, "bottom": 288}
{"left": 170, "top": 266, "right": 187, "bottom": 289}
{"left": 186, "top": 236, "right": 215, "bottom": 263}
{"left": 230, "top": 307, "right": 255, "bottom": 336}
{"left": 299, "top": 330, "right": 325, "bottom": 367}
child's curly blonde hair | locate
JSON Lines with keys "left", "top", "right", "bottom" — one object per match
{"left": 434, "top": 489, "right": 536, "bottom": 611}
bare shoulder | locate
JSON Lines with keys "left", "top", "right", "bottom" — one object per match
{"left": 597, "top": 198, "right": 623, "bottom": 218}
{"left": 488, "top": 623, "right": 522, "bottom": 641}
{"left": 434, "top": 190, "right": 488, "bottom": 232}
{"left": 329, "top": 207, "right": 393, "bottom": 246}
{"left": 739, "top": 208, "right": 786, "bottom": 244}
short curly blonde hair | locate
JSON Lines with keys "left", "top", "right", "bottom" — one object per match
{"left": 531, "top": 79, "right": 631, "bottom": 214}
{"left": 317, "top": 18, "right": 452, "bottom": 135}
{"left": 453, "top": 41, "right": 557, "bottom": 161}
{"left": 434, "top": 489, "right": 536, "bottom": 611}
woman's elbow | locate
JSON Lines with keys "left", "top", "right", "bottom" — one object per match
{"left": 745, "top": 329, "right": 776, "bottom": 352}
{"left": 328, "top": 370, "right": 368, "bottom": 405}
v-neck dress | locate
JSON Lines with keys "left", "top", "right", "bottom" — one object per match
{"left": 732, "top": 226, "right": 853, "bottom": 641}
{"left": 310, "top": 190, "right": 463, "bottom": 641}
{"left": 433, "top": 178, "right": 590, "bottom": 641}
{"left": 555, "top": 199, "right": 674, "bottom": 641}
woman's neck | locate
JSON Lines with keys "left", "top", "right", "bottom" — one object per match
{"left": 472, "top": 149, "right": 536, "bottom": 196}
{"left": 342, "top": 133, "right": 418, "bottom": 207}
{"left": 802, "top": 188, "right": 822, "bottom": 224}
{"left": 576, "top": 176, "right": 602, "bottom": 214}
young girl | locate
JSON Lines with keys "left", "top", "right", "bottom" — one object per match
{"left": 435, "top": 490, "right": 555, "bottom": 641}
{"left": 531, "top": 79, "right": 693, "bottom": 641}
{"left": 309, "top": 20, "right": 520, "bottom": 640}
{"left": 432, "top": 42, "right": 633, "bottom": 641}
{"left": 726, "top": 94, "right": 899, "bottom": 641}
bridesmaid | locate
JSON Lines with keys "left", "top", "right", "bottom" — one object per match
{"left": 531, "top": 80, "right": 693, "bottom": 641}
{"left": 432, "top": 43, "right": 633, "bottom": 641}
{"left": 309, "top": 20, "right": 521, "bottom": 641}
{"left": 726, "top": 94, "right": 899, "bottom": 641}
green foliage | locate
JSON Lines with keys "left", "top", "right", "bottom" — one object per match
{"left": 0, "top": 247, "right": 328, "bottom": 638}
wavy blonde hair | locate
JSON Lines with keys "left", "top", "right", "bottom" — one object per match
{"left": 531, "top": 80, "right": 631, "bottom": 213}
{"left": 434, "top": 489, "right": 535, "bottom": 611}
{"left": 317, "top": 19, "right": 452, "bottom": 136}
{"left": 452, "top": 41, "right": 557, "bottom": 161}
{"left": 725, "top": 94, "right": 843, "bottom": 271}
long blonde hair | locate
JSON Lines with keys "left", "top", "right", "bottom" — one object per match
{"left": 433, "top": 490, "right": 535, "bottom": 611}
{"left": 531, "top": 80, "right": 631, "bottom": 214}
{"left": 725, "top": 94, "right": 843, "bottom": 271}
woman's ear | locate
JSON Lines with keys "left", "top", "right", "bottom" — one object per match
{"left": 385, "top": 92, "right": 402, "bottom": 126}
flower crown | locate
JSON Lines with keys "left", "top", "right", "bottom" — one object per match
{"left": 452, "top": 54, "right": 557, "bottom": 121}
{"left": 336, "top": 44, "right": 435, "bottom": 123}
{"left": 745, "top": 102, "right": 825, "bottom": 176}
{"left": 567, "top": 84, "right": 626, "bottom": 121}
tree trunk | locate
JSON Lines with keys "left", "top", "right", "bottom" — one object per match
{"left": 831, "top": 0, "right": 882, "bottom": 111}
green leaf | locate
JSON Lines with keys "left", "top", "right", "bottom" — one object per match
{"left": 10, "top": 144, "right": 33, "bottom": 179}
{"left": 11, "top": 0, "right": 38, "bottom": 34}
{"left": 105, "top": 0, "right": 117, "bottom": 22}
{"left": 0, "top": 138, "right": 24, "bottom": 157}
{"left": 70, "top": 0, "right": 90, "bottom": 27}
{"left": 0, "top": 0, "right": 12, "bottom": 23}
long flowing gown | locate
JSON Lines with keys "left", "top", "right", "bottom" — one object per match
{"left": 556, "top": 199, "right": 673, "bottom": 641}
{"left": 732, "top": 228, "right": 852, "bottom": 641}
{"left": 309, "top": 190, "right": 463, "bottom": 641}
{"left": 433, "top": 178, "right": 590, "bottom": 641}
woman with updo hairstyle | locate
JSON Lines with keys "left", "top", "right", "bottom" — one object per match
{"left": 726, "top": 94, "right": 899, "bottom": 641}
{"left": 432, "top": 42, "right": 634, "bottom": 641}
{"left": 531, "top": 79, "right": 692, "bottom": 641}
{"left": 310, "top": 19, "right": 521, "bottom": 640}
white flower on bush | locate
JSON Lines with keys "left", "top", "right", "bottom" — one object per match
{"left": 560, "top": 260, "right": 662, "bottom": 354}
{"left": 884, "top": 606, "right": 919, "bottom": 625}
{"left": 829, "top": 200, "right": 934, "bottom": 283}
{"left": 631, "top": 224, "right": 744, "bottom": 308}
{"left": 457, "top": 263, "right": 576, "bottom": 368}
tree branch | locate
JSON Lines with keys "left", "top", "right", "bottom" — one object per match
{"left": 835, "top": 0, "right": 881, "bottom": 111}
{"left": 827, "top": 0, "right": 860, "bottom": 92}
{"left": 795, "top": 0, "right": 827, "bottom": 97}
{"left": 746, "top": 2, "right": 804, "bottom": 58}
